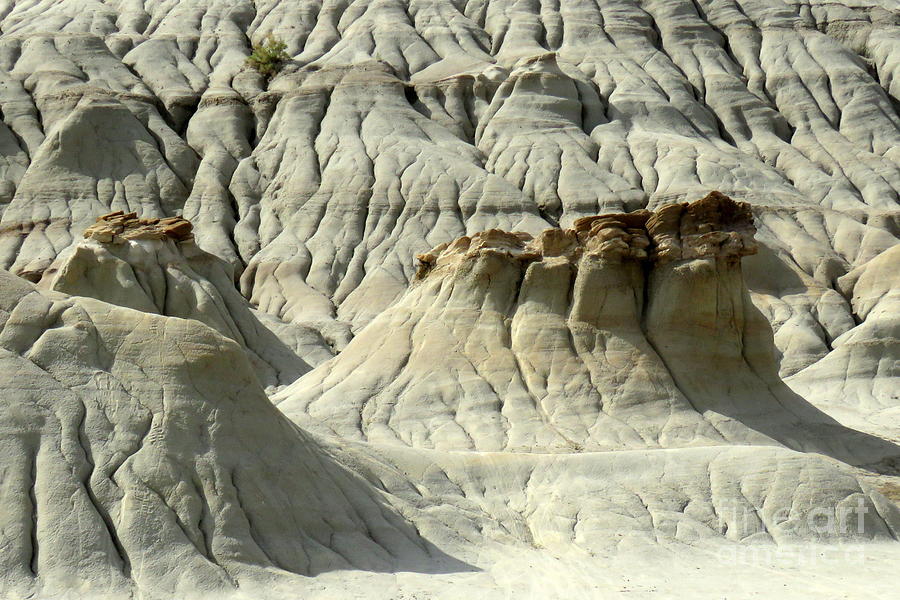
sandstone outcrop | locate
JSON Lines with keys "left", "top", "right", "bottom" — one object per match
{"left": 82, "top": 211, "right": 195, "bottom": 243}
{"left": 276, "top": 193, "right": 897, "bottom": 468}
{"left": 39, "top": 214, "right": 334, "bottom": 389}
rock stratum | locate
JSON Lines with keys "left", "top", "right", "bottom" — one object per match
{"left": 39, "top": 210, "right": 335, "bottom": 389}
{"left": 277, "top": 193, "right": 895, "bottom": 465}
{"left": 0, "top": 0, "right": 897, "bottom": 598}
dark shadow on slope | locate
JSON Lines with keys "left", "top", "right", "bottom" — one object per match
{"left": 706, "top": 377, "right": 900, "bottom": 477}
{"left": 644, "top": 268, "right": 900, "bottom": 475}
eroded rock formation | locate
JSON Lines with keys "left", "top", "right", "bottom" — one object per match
{"left": 39, "top": 213, "right": 335, "bottom": 389}
{"left": 82, "top": 211, "right": 195, "bottom": 243}
{"left": 0, "top": 270, "right": 445, "bottom": 599}
{"left": 0, "top": 0, "right": 897, "bottom": 597}
{"left": 2, "top": 265, "right": 898, "bottom": 599}
{"left": 277, "top": 193, "right": 895, "bottom": 467}
{"left": 0, "top": 0, "right": 895, "bottom": 389}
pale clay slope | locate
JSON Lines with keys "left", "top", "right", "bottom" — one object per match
{"left": 0, "top": 0, "right": 896, "bottom": 382}
{"left": 0, "top": 0, "right": 896, "bottom": 598}
{"left": 2, "top": 268, "right": 899, "bottom": 600}
{"left": 39, "top": 212, "right": 335, "bottom": 389}
{"left": 276, "top": 194, "right": 897, "bottom": 466}
{"left": 0, "top": 269, "right": 459, "bottom": 600}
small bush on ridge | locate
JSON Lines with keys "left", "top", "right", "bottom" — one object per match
{"left": 246, "top": 34, "right": 290, "bottom": 79}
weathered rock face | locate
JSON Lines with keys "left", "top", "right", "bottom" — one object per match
{"left": 0, "top": 0, "right": 895, "bottom": 383}
{"left": 0, "top": 0, "right": 897, "bottom": 597}
{"left": 275, "top": 193, "right": 896, "bottom": 466}
{"left": 788, "top": 244, "right": 900, "bottom": 440}
{"left": 81, "top": 211, "right": 195, "bottom": 243}
{"left": 39, "top": 213, "right": 335, "bottom": 389}
{"left": 0, "top": 270, "right": 446, "bottom": 600}
{"left": 3, "top": 267, "right": 898, "bottom": 600}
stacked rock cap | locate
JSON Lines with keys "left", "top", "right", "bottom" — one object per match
{"left": 415, "top": 229, "right": 533, "bottom": 277}
{"left": 83, "top": 210, "right": 194, "bottom": 243}
{"left": 647, "top": 191, "right": 757, "bottom": 263}
{"left": 416, "top": 191, "right": 756, "bottom": 277}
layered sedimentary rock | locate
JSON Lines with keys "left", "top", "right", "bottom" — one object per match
{"left": 788, "top": 244, "right": 900, "bottom": 440}
{"left": 0, "top": 269, "right": 444, "bottom": 599}
{"left": 0, "top": 0, "right": 897, "bottom": 597}
{"left": 3, "top": 266, "right": 898, "bottom": 600}
{"left": 80, "top": 211, "right": 195, "bottom": 243}
{"left": 38, "top": 212, "right": 334, "bottom": 389}
{"left": 0, "top": 0, "right": 895, "bottom": 385}
{"left": 276, "top": 193, "right": 896, "bottom": 467}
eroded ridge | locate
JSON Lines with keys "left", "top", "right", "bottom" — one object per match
{"left": 277, "top": 192, "right": 897, "bottom": 466}
{"left": 41, "top": 214, "right": 333, "bottom": 389}
{"left": 0, "top": 0, "right": 895, "bottom": 400}
{"left": 83, "top": 211, "right": 194, "bottom": 243}
{"left": 0, "top": 270, "right": 440, "bottom": 599}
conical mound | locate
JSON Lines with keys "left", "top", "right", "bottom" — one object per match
{"left": 38, "top": 211, "right": 335, "bottom": 389}
{"left": 0, "top": 270, "right": 450, "bottom": 599}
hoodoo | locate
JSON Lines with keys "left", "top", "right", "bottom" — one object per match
{"left": 39, "top": 213, "right": 335, "bottom": 389}
{"left": 0, "top": 0, "right": 897, "bottom": 596}
{"left": 276, "top": 193, "right": 896, "bottom": 467}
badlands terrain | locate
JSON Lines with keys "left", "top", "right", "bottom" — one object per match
{"left": 0, "top": 0, "right": 898, "bottom": 598}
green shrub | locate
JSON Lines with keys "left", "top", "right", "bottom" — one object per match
{"left": 246, "top": 34, "right": 290, "bottom": 79}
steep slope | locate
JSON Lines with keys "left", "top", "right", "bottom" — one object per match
{"left": 788, "top": 244, "right": 900, "bottom": 441}
{"left": 2, "top": 261, "right": 899, "bottom": 599}
{"left": 10, "top": 258, "right": 898, "bottom": 600}
{"left": 0, "top": 0, "right": 894, "bottom": 380}
{"left": 0, "top": 0, "right": 897, "bottom": 597}
{"left": 38, "top": 210, "right": 334, "bottom": 388}
{"left": 276, "top": 193, "right": 898, "bottom": 467}
{"left": 0, "top": 269, "right": 448, "bottom": 599}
